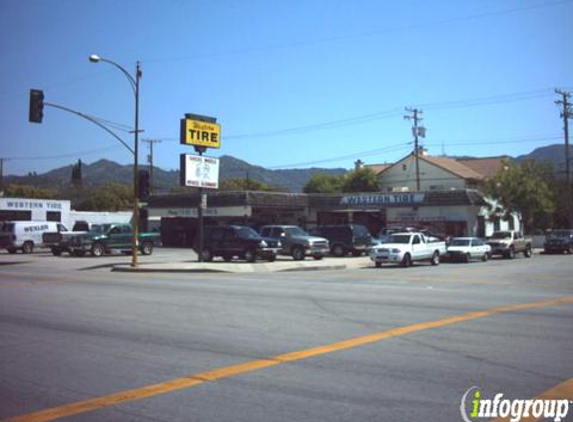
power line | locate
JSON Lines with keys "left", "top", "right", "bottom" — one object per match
{"left": 155, "top": 88, "right": 556, "bottom": 143}
{"left": 5, "top": 145, "right": 123, "bottom": 161}
{"left": 268, "top": 144, "right": 413, "bottom": 169}
{"left": 144, "top": 0, "right": 572, "bottom": 64}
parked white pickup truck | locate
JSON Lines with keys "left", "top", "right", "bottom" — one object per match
{"left": 369, "top": 232, "right": 447, "bottom": 268}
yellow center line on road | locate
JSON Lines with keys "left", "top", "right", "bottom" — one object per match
{"left": 488, "top": 378, "right": 573, "bottom": 422}
{"left": 4, "top": 296, "right": 573, "bottom": 422}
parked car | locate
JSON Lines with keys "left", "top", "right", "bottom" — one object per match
{"left": 369, "top": 232, "right": 446, "bottom": 268}
{"left": 200, "top": 225, "right": 281, "bottom": 262}
{"left": 42, "top": 221, "right": 104, "bottom": 256}
{"left": 543, "top": 229, "right": 573, "bottom": 254}
{"left": 0, "top": 220, "right": 61, "bottom": 254}
{"left": 486, "top": 230, "right": 532, "bottom": 259}
{"left": 259, "top": 225, "right": 329, "bottom": 260}
{"left": 444, "top": 237, "right": 491, "bottom": 262}
{"left": 69, "top": 223, "right": 160, "bottom": 257}
{"left": 309, "top": 224, "right": 372, "bottom": 257}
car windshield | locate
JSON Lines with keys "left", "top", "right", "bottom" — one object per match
{"left": 552, "top": 230, "right": 572, "bottom": 238}
{"left": 285, "top": 227, "right": 308, "bottom": 237}
{"left": 490, "top": 231, "right": 511, "bottom": 239}
{"left": 91, "top": 224, "right": 112, "bottom": 233}
{"left": 450, "top": 239, "right": 471, "bottom": 246}
{"left": 387, "top": 234, "right": 412, "bottom": 244}
{"left": 237, "top": 227, "right": 260, "bottom": 239}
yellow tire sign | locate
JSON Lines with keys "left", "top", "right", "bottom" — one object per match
{"left": 180, "top": 118, "right": 221, "bottom": 149}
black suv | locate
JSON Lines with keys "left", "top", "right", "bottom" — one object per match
{"left": 200, "top": 225, "right": 281, "bottom": 262}
{"left": 309, "top": 224, "right": 372, "bottom": 257}
{"left": 544, "top": 229, "right": 573, "bottom": 254}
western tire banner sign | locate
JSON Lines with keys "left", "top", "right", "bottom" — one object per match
{"left": 180, "top": 117, "right": 221, "bottom": 149}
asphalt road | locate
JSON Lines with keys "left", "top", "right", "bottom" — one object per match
{"left": 0, "top": 249, "right": 572, "bottom": 422}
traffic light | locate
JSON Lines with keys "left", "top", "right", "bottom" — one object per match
{"left": 138, "top": 170, "right": 150, "bottom": 200}
{"left": 29, "top": 89, "right": 44, "bottom": 123}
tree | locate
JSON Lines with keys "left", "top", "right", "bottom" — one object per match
{"left": 342, "top": 167, "right": 380, "bottom": 193}
{"left": 76, "top": 183, "right": 132, "bottom": 211}
{"left": 482, "top": 159, "right": 554, "bottom": 233}
{"left": 219, "top": 178, "right": 284, "bottom": 192}
{"left": 303, "top": 173, "right": 343, "bottom": 193}
{"left": 4, "top": 184, "right": 59, "bottom": 199}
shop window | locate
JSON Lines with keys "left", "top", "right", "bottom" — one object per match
{"left": 0, "top": 210, "right": 31, "bottom": 221}
{"left": 46, "top": 211, "right": 61, "bottom": 222}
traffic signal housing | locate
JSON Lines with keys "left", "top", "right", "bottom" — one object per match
{"left": 29, "top": 89, "right": 44, "bottom": 123}
{"left": 138, "top": 170, "right": 150, "bottom": 200}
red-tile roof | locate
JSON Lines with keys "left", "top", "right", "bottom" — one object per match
{"left": 456, "top": 157, "right": 508, "bottom": 179}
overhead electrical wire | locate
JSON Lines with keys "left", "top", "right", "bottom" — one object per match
{"left": 10, "top": 90, "right": 561, "bottom": 164}
{"left": 144, "top": 0, "right": 573, "bottom": 64}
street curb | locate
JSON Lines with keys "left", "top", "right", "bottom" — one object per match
{"left": 111, "top": 263, "right": 349, "bottom": 274}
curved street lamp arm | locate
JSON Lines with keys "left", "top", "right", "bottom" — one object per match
{"left": 45, "top": 102, "right": 135, "bottom": 155}
{"left": 98, "top": 58, "right": 137, "bottom": 95}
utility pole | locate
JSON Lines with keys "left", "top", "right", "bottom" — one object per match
{"left": 142, "top": 139, "right": 161, "bottom": 193}
{"left": 404, "top": 108, "right": 426, "bottom": 191}
{"left": 0, "top": 158, "right": 7, "bottom": 196}
{"left": 556, "top": 89, "right": 572, "bottom": 228}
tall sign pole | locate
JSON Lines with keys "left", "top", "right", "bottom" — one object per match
{"left": 180, "top": 114, "right": 221, "bottom": 262}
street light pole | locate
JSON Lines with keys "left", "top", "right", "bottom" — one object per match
{"left": 89, "top": 55, "right": 142, "bottom": 267}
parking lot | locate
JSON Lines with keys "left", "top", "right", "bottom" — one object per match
{"left": 0, "top": 247, "right": 572, "bottom": 422}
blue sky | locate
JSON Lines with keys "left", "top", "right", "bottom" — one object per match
{"left": 1, "top": 0, "right": 571, "bottom": 176}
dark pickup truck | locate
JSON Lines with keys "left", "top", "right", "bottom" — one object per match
{"left": 69, "top": 223, "right": 160, "bottom": 257}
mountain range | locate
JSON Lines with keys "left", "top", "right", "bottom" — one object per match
{"left": 4, "top": 155, "right": 347, "bottom": 193}
{"left": 4, "top": 144, "right": 567, "bottom": 193}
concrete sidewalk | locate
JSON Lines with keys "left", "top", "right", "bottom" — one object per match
{"left": 112, "top": 256, "right": 372, "bottom": 273}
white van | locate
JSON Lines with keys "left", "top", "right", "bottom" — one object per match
{"left": 0, "top": 221, "right": 63, "bottom": 254}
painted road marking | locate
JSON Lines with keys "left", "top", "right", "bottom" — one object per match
{"left": 488, "top": 378, "right": 573, "bottom": 422}
{"left": 4, "top": 296, "right": 573, "bottom": 422}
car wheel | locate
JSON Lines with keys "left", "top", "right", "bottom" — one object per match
{"left": 313, "top": 254, "right": 323, "bottom": 261}
{"left": 244, "top": 248, "right": 256, "bottom": 263}
{"left": 375, "top": 261, "right": 382, "bottom": 268}
{"left": 51, "top": 247, "right": 62, "bottom": 256}
{"left": 524, "top": 246, "right": 532, "bottom": 258}
{"left": 22, "top": 241, "right": 34, "bottom": 254}
{"left": 7, "top": 247, "right": 16, "bottom": 254}
{"left": 431, "top": 251, "right": 440, "bottom": 266}
{"left": 140, "top": 241, "right": 153, "bottom": 255}
{"left": 332, "top": 244, "right": 347, "bottom": 257}
{"left": 506, "top": 247, "right": 515, "bottom": 259}
{"left": 400, "top": 253, "right": 411, "bottom": 268}
{"left": 91, "top": 243, "right": 105, "bottom": 257}
{"left": 463, "top": 253, "right": 471, "bottom": 263}
{"left": 222, "top": 254, "right": 233, "bottom": 262}
{"left": 201, "top": 249, "right": 213, "bottom": 262}
{"left": 267, "top": 254, "right": 276, "bottom": 262}
{"left": 291, "top": 246, "right": 305, "bottom": 261}
{"left": 482, "top": 252, "right": 489, "bottom": 262}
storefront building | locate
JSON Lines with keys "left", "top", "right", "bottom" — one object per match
{"left": 146, "top": 152, "right": 519, "bottom": 246}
